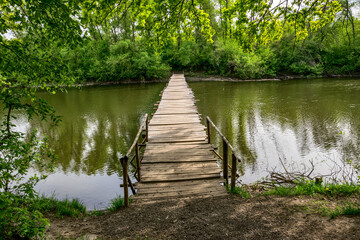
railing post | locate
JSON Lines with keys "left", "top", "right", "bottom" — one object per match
{"left": 206, "top": 117, "right": 211, "bottom": 144}
{"left": 145, "top": 115, "right": 149, "bottom": 142}
{"left": 223, "top": 140, "right": 228, "bottom": 185}
{"left": 135, "top": 142, "right": 141, "bottom": 182}
{"left": 121, "top": 156, "right": 129, "bottom": 207}
{"left": 231, "top": 153, "right": 237, "bottom": 191}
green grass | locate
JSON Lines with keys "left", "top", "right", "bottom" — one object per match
{"left": 263, "top": 181, "right": 360, "bottom": 197}
{"left": 226, "top": 185, "right": 251, "bottom": 199}
{"left": 107, "top": 196, "right": 132, "bottom": 212}
{"left": 330, "top": 204, "right": 360, "bottom": 219}
{"left": 89, "top": 210, "right": 104, "bottom": 216}
{"left": 30, "top": 196, "right": 86, "bottom": 218}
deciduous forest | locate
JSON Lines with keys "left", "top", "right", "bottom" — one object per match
{"left": 2, "top": 0, "right": 359, "bottom": 84}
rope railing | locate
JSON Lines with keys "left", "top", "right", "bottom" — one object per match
{"left": 206, "top": 116, "right": 241, "bottom": 191}
{"left": 119, "top": 113, "right": 149, "bottom": 207}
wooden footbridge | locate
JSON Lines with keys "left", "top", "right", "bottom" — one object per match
{"left": 120, "top": 74, "right": 240, "bottom": 205}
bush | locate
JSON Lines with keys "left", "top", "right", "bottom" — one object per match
{"left": 0, "top": 193, "right": 49, "bottom": 239}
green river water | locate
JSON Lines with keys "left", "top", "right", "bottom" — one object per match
{"left": 17, "top": 78, "right": 359, "bottom": 209}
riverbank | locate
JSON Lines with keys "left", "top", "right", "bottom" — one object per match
{"left": 46, "top": 194, "right": 360, "bottom": 239}
{"left": 185, "top": 72, "right": 360, "bottom": 82}
{"left": 69, "top": 73, "right": 360, "bottom": 88}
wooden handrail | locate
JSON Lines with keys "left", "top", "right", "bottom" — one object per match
{"left": 206, "top": 116, "right": 241, "bottom": 191}
{"left": 206, "top": 116, "right": 240, "bottom": 160}
{"left": 124, "top": 113, "right": 148, "bottom": 157}
{"left": 119, "top": 114, "right": 149, "bottom": 207}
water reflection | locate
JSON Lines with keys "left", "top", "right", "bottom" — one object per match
{"left": 190, "top": 79, "right": 360, "bottom": 183}
{"left": 17, "top": 83, "right": 164, "bottom": 209}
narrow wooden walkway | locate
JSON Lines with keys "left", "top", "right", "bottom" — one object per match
{"left": 134, "top": 74, "right": 227, "bottom": 202}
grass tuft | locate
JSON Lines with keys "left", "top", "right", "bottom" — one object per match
{"left": 226, "top": 185, "right": 251, "bottom": 199}
{"left": 107, "top": 196, "right": 131, "bottom": 212}
{"left": 330, "top": 204, "right": 360, "bottom": 219}
{"left": 30, "top": 196, "right": 86, "bottom": 218}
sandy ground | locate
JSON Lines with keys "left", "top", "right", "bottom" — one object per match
{"left": 46, "top": 195, "right": 360, "bottom": 240}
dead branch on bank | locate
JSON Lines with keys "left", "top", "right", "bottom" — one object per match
{"left": 260, "top": 158, "right": 332, "bottom": 187}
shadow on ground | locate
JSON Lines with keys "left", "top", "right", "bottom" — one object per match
{"left": 47, "top": 195, "right": 360, "bottom": 239}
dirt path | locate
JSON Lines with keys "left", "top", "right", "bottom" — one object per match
{"left": 46, "top": 195, "right": 360, "bottom": 239}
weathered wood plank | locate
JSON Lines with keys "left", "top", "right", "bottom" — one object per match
{"left": 136, "top": 179, "right": 223, "bottom": 189}
{"left": 142, "top": 168, "right": 221, "bottom": 177}
{"left": 141, "top": 162, "right": 218, "bottom": 170}
{"left": 137, "top": 185, "right": 225, "bottom": 196}
{"left": 137, "top": 181, "right": 223, "bottom": 194}
{"left": 141, "top": 173, "right": 221, "bottom": 183}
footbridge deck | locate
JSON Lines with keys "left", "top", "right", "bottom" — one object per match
{"left": 120, "top": 74, "right": 240, "bottom": 205}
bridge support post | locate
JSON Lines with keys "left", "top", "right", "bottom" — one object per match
{"left": 231, "top": 154, "right": 237, "bottom": 191}
{"left": 145, "top": 115, "right": 149, "bottom": 142}
{"left": 206, "top": 118, "right": 211, "bottom": 144}
{"left": 121, "top": 157, "right": 129, "bottom": 207}
{"left": 135, "top": 142, "right": 141, "bottom": 182}
{"left": 223, "top": 140, "right": 228, "bottom": 185}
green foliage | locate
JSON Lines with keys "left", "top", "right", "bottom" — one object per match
{"left": 264, "top": 180, "right": 360, "bottom": 197}
{"left": 226, "top": 185, "right": 251, "bottom": 199}
{"left": 330, "top": 204, "right": 360, "bottom": 218}
{"left": 0, "top": 194, "right": 87, "bottom": 239}
{"left": 107, "top": 196, "right": 132, "bottom": 212}
{"left": 0, "top": 193, "right": 49, "bottom": 239}
{"left": 30, "top": 196, "right": 86, "bottom": 218}
{"left": 64, "top": 39, "right": 171, "bottom": 82}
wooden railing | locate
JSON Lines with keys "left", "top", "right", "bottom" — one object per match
{"left": 119, "top": 114, "right": 149, "bottom": 207}
{"left": 206, "top": 116, "right": 241, "bottom": 191}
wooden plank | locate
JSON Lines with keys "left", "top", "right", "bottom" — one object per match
{"left": 145, "top": 142, "right": 210, "bottom": 148}
{"left": 144, "top": 152, "right": 214, "bottom": 158}
{"left": 142, "top": 157, "right": 217, "bottom": 164}
{"left": 148, "top": 138, "right": 207, "bottom": 143}
{"left": 137, "top": 185, "right": 225, "bottom": 196}
{"left": 133, "top": 192, "right": 228, "bottom": 202}
{"left": 141, "top": 172, "right": 221, "bottom": 183}
{"left": 142, "top": 168, "right": 221, "bottom": 177}
{"left": 137, "top": 181, "right": 223, "bottom": 194}
{"left": 136, "top": 179, "right": 223, "bottom": 189}
{"left": 148, "top": 129, "right": 206, "bottom": 134}
{"left": 141, "top": 162, "right": 218, "bottom": 170}
{"left": 149, "top": 122, "right": 201, "bottom": 126}
{"left": 143, "top": 151, "right": 215, "bottom": 158}
{"left": 145, "top": 147, "right": 212, "bottom": 153}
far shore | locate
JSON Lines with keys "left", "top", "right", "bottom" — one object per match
{"left": 59, "top": 73, "right": 360, "bottom": 88}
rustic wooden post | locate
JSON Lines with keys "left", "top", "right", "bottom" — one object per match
{"left": 231, "top": 153, "right": 237, "bottom": 191}
{"left": 145, "top": 115, "right": 149, "bottom": 142}
{"left": 206, "top": 118, "right": 211, "bottom": 144}
{"left": 135, "top": 142, "right": 141, "bottom": 181}
{"left": 223, "top": 140, "right": 228, "bottom": 185}
{"left": 121, "top": 156, "right": 129, "bottom": 207}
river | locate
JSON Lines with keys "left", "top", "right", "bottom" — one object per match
{"left": 16, "top": 78, "right": 359, "bottom": 209}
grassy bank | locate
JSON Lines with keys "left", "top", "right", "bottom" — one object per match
{"left": 28, "top": 195, "right": 128, "bottom": 219}
{"left": 229, "top": 180, "right": 360, "bottom": 219}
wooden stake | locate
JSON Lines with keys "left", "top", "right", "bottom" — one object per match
{"left": 206, "top": 118, "right": 211, "bottom": 144}
{"left": 121, "top": 157, "right": 129, "bottom": 207}
{"left": 145, "top": 115, "right": 149, "bottom": 142}
{"left": 223, "top": 140, "right": 228, "bottom": 185}
{"left": 231, "top": 153, "right": 237, "bottom": 191}
{"left": 135, "top": 142, "right": 141, "bottom": 182}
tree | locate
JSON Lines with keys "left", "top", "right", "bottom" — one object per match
{"left": 0, "top": 0, "right": 83, "bottom": 238}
